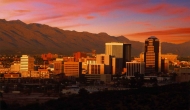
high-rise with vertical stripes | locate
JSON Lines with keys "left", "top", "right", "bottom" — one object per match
{"left": 144, "top": 36, "right": 161, "bottom": 74}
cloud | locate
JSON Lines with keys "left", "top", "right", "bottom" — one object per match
{"left": 1, "top": 0, "right": 190, "bottom": 23}
{"left": 137, "top": 3, "right": 189, "bottom": 15}
{"left": 14, "top": 10, "right": 31, "bottom": 13}
{"left": 86, "top": 16, "right": 95, "bottom": 19}
{"left": 1, "top": 0, "right": 190, "bottom": 41}
{"left": 0, "top": 0, "right": 141, "bottom": 21}
{"left": 127, "top": 28, "right": 190, "bottom": 36}
{"left": 59, "top": 24, "right": 89, "bottom": 29}
{"left": 140, "top": 4, "right": 167, "bottom": 14}
{"left": 0, "top": 0, "right": 26, "bottom": 3}
{"left": 126, "top": 28, "right": 190, "bottom": 44}
{"left": 164, "top": 15, "right": 190, "bottom": 23}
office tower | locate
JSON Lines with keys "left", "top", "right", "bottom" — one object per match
{"left": 53, "top": 61, "right": 64, "bottom": 74}
{"left": 161, "top": 58, "right": 169, "bottom": 73}
{"left": 126, "top": 62, "right": 145, "bottom": 78}
{"left": 63, "top": 62, "right": 82, "bottom": 77}
{"left": 123, "top": 44, "right": 131, "bottom": 68}
{"left": 88, "top": 64, "right": 105, "bottom": 74}
{"left": 96, "top": 54, "right": 111, "bottom": 74}
{"left": 20, "top": 55, "right": 34, "bottom": 72}
{"left": 112, "top": 57, "right": 123, "bottom": 75}
{"left": 105, "top": 42, "right": 123, "bottom": 58}
{"left": 105, "top": 42, "right": 132, "bottom": 75}
{"left": 144, "top": 36, "right": 161, "bottom": 74}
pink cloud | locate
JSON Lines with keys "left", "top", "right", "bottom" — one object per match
{"left": 86, "top": 16, "right": 95, "bottom": 19}
{"left": 1, "top": 0, "right": 26, "bottom": 3}
{"left": 140, "top": 4, "right": 167, "bottom": 14}
{"left": 126, "top": 28, "right": 190, "bottom": 44}
{"left": 14, "top": 10, "right": 31, "bottom": 13}
{"left": 1, "top": 0, "right": 190, "bottom": 36}
{"left": 127, "top": 28, "right": 190, "bottom": 36}
{"left": 2, "top": 0, "right": 189, "bottom": 23}
{"left": 139, "top": 3, "right": 188, "bottom": 15}
{"left": 59, "top": 24, "right": 89, "bottom": 29}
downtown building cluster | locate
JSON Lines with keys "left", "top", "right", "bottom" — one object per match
{"left": 0, "top": 36, "right": 190, "bottom": 83}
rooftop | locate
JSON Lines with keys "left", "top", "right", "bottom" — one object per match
{"left": 148, "top": 36, "right": 158, "bottom": 39}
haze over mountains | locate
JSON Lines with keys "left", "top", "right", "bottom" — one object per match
{"left": 0, "top": 19, "right": 189, "bottom": 57}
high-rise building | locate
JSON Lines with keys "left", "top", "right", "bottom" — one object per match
{"left": 105, "top": 42, "right": 132, "bottom": 75}
{"left": 123, "top": 44, "right": 131, "bottom": 68}
{"left": 20, "top": 55, "right": 35, "bottom": 72}
{"left": 112, "top": 57, "right": 123, "bottom": 75}
{"left": 144, "top": 36, "right": 161, "bottom": 74}
{"left": 105, "top": 42, "right": 123, "bottom": 58}
{"left": 161, "top": 58, "right": 169, "bottom": 73}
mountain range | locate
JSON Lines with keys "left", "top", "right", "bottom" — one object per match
{"left": 0, "top": 19, "right": 189, "bottom": 57}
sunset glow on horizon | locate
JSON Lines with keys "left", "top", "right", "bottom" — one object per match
{"left": 0, "top": 0, "right": 190, "bottom": 44}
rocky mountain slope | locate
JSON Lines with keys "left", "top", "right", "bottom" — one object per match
{"left": 0, "top": 19, "right": 189, "bottom": 56}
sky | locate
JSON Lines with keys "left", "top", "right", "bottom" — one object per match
{"left": 0, "top": 0, "right": 190, "bottom": 44}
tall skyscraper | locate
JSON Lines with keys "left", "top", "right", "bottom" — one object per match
{"left": 123, "top": 44, "right": 131, "bottom": 68}
{"left": 144, "top": 36, "right": 161, "bottom": 74}
{"left": 105, "top": 42, "right": 123, "bottom": 58}
{"left": 105, "top": 42, "right": 131, "bottom": 75}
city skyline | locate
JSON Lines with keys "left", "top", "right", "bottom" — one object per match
{"left": 0, "top": 0, "right": 190, "bottom": 44}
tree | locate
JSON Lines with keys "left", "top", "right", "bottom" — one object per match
{"left": 130, "top": 72, "right": 144, "bottom": 88}
{"left": 78, "top": 88, "right": 89, "bottom": 96}
{"left": 0, "top": 100, "right": 8, "bottom": 110}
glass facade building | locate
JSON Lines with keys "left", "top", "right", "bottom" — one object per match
{"left": 105, "top": 42, "right": 123, "bottom": 58}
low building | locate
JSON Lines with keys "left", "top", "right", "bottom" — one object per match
{"left": 38, "top": 69, "right": 50, "bottom": 78}
{"left": 64, "top": 62, "right": 82, "bottom": 77}
{"left": 31, "top": 71, "right": 40, "bottom": 78}
{"left": 161, "top": 58, "right": 169, "bottom": 73}
{"left": 53, "top": 61, "right": 64, "bottom": 74}
{"left": 96, "top": 54, "right": 112, "bottom": 74}
{"left": 10, "top": 63, "right": 20, "bottom": 72}
{"left": 126, "top": 62, "right": 145, "bottom": 78}
{"left": 21, "top": 71, "right": 30, "bottom": 77}
{"left": 175, "top": 67, "right": 190, "bottom": 82}
{"left": 84, "top": 74, "right": 111, "bottom": 83}
{"left": 176, "top": 73, "right": 190, "bottom": 82}
{"left": 4, "top": 73, "right": 20, "bottom": 78}
{"left": 88, "top": 64, "right": 105, "bottom": 74}
{"left": 112, "top": 57, "right": 123, "bottom": 75}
